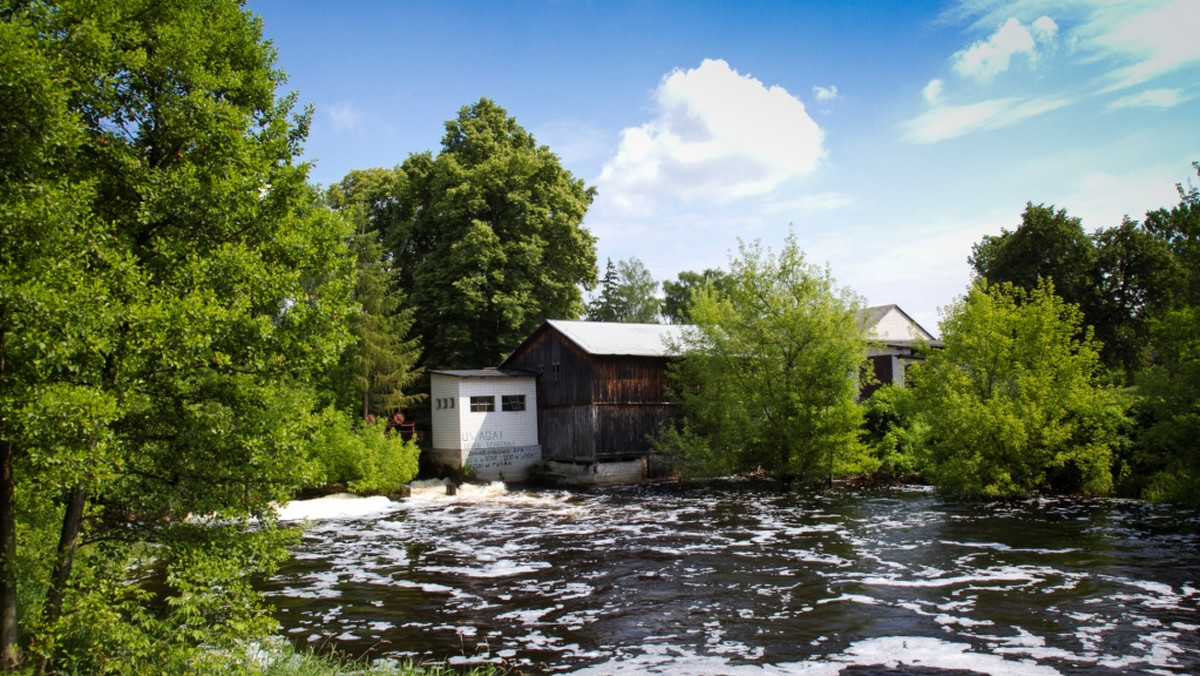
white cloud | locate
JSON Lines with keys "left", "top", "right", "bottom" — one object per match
{"left": 1086, "top": 0, "right": 1200, "bottom": 91}
{"left": 597, "top": 58, "right": 825, "bottom": 215}
{"left": 923, "top": 79, "right": 945, "bottom": 105}
{"left": 902, "top": 95, "right": 1072, "bottom": 144}
{"left": 813, "top": 85, "right": 840, "bottom": 102}
{"left": 952, "top": 15, "right": 1057, "bottom": 81}
{"left": 327, "top": 100, "right": 363, "bottom": 133}
{"left": 1106, "top": 88, "right": 1187, "bottom": 110}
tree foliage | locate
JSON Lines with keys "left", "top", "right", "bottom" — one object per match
{"left": 0, "top": 0, "right": 354, "bottom": 669}
{"left": 664, "top": 236, "right": 870, "bottom": 482}
{"left": 349, "top": 99, "right": 598, "bottom": 369}
{"left": 326, "top": 171, "right": 425, "bottom": 420}
{"left": 662, "top": 269, "right": 731, "bottom": 324}
{"left": 911, "top": 280, "right": 1118, "bottom": 498}
{"left": 586, "top": 257, "right": 662, "bottom": 323}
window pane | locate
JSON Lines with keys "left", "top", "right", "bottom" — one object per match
{"left": 501, "top": 395, "right": 525, "bottom": 412}
{"left": 469, "top": 396, "right": 494, "bottom": 412}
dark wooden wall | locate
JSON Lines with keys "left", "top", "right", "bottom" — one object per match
{"left": 502, "top": 326, "right": 676, "bottom": 463}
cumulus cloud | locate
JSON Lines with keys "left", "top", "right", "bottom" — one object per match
{"left": 597, "top": 59, "right": 825, "bottom": 215}
{"left": 327, "top": 100, "right": 363, "bottom": 133}
{"left": 1106, "top": 88, "right": 1187, "bottom": 110}
{"left": 813, "top": 85, "right": 840, "bottom": 102}
{"left": 951, "top": 15, "right": 1057, "bottom": 81}
{"left": 902, "top": 95, "right": 1072, "bottom": 144}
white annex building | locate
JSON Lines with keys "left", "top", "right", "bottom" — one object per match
{"left": 428, "top": 369, "right": 541, "bottom": 482}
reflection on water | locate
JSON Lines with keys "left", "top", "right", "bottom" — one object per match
{"left": 263, "top": 481, "right": 1200, "bottom": 674}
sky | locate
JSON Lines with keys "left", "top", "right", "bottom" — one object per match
{"left": 247, "top": 0, "right": 1199, "bottom": 334}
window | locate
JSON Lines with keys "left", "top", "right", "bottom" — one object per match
{"left": 619, "top": 361, "right": 632, "bottom": 378}
{"left": 501, "top": 395, "right": 526, "bottom": 412}
{"left": 469, "top": 396, "right": 494, "bottom": 412}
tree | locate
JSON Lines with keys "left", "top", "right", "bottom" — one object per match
{"left": 1, "top": 1, "right": 354, "bottom": 669}
{"left": 664, "top": 235, "right": 870, "bottom": 482}
{"left": 1091, "top": 217, "right": 1180, "bottom": 377}
{"left": 587, "top": 257, "right": 662, "bottom": 323}
{"left": 662, "top": 269, "right": 731, "bottom": 324}
{"left": 910, "top": 280, "right": 1118, "bottom": 498}
{"left": 1132, "top": 306, "right": 1200, "bottom": 504}
{"left": 969, "top": 204, "right": 1096, "bottom": 303}
{"left": 364, "top": 99, "right": 597, "bottom": 369}
{"left": 327, "top": 171, "right": 425, "bottom": 420}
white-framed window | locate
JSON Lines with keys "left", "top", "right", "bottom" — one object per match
{"left": 469, "top": 396, "right": 495, "bottom": 412}
{"left": 501, "top": 395, "right": 526, "bottom": 412}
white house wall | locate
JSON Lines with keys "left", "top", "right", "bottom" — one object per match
{"left": 430, "top": 374, "right": 462, "bottom": 451}
{"left": 429, "top": 373, "right": 540, "bottom": 482}
{"left": 454, "top": 377, "right": 538, "bottom": 451}
{"left": 871, "top": 308, "right": 933, "bottom": 343}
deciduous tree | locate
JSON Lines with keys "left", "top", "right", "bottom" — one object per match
{"left": 911, "top": 280, "right": 1118, "bottom": 498}
{"left": 364, "top": 100, "right": 598, "bottom": 369}
{"left": 0, "top": 0, "right": 353, "bottom": 669}
{"left": 587, "top": 257, "right": 662, "bottom": 323}
{"left": 665, "top": 236, "right": 870, "bottom": 482}
{"left": 662, "top": 269, "right": 731, "bottom": 324}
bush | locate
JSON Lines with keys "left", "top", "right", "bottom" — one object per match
{"left": 305, "top": 409, "right": 420, "bottom": 496}
{"left": 860, "top": 385, "right": 928, "bottom": 480}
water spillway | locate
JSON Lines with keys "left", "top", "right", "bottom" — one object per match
{"left": 265, "top": 481, "right": 1200, "bottom": 674}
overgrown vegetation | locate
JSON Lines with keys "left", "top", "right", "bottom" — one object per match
{"left": 660, "top": 235, "right": 872, "bottom": 484}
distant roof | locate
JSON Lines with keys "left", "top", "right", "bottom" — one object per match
{"left": 858, "top": 304, "right": 940, "bottom": 347}
{"left": 430, "top": 368, "right": 532, "bottom": 379}
{"left": 544, "top": 320, "right": 688, "bottom": 357}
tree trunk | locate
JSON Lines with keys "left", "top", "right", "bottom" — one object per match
{"left": 35, "top": 486, "right": 88, "bottom": 676}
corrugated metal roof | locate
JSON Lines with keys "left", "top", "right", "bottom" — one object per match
{"left": 546, "top": 320, "right": 688, "bottom": 357}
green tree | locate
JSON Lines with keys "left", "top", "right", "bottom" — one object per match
{"left": 664, "top": 235, "right": 870, "bottom": 482}
{"left": 1132, "top": 306, "right": 1200, "bottom": 503}
{"left": 587, "top": 257, "right": 662, "bottom": 323}
{"left": 365, "top": 99, "right": 597, "bottom": 369}
{"left": 1144, "top": 163, "right": 1200, "bottom": 307}
{"left": 662, "top": 268, "right": 731, "bottom": 324}
{"left": 1091, "top": 217, "right": 1181, "bottom": 377}
{"left": 911, "top": 280, "right": 1119, "bottom": 498}
{"left": 327, "top": 171, "right": 425, "bottom": 420}
{"left": 0, "top": 0, "right": 354, "bottom": 669}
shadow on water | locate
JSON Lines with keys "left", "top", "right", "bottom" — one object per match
{"left": 262, "top": 481, "right": 1200, "bottom": 674}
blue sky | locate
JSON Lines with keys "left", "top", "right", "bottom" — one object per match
{"left": 247, "top": 0, "right": 1199, "bottom": 333}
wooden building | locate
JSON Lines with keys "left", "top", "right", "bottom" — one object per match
{"left": 498, "top": 320, "right": 686, "bottom": 484}
{"left": 859, "top": 304, "right": 940, "bottom": 399}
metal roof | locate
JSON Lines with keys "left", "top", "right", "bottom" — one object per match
{"left": 429, "top": 368, "right": 532, "bottom": 379}
{"left": 545, "top": 320, "right": 688, "bottom": 357}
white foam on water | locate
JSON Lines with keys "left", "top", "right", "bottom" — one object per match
{"left": 276, "top": 493, "right": 400, "bottom": 522}
{"left": 567, "top": 636, "right": 1067, "bottom": 675}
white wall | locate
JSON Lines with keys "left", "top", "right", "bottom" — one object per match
{"left": 454, "top": 377, "right": 538, "bottom": 451}
{"left": 871, "top": 307, "right": 933, "bottom": 342}
{"left": 430, "top": 374, "right": 462, "bottom": 451}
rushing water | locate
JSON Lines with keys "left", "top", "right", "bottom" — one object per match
{"left": 264, "top": 481, "right": 1200, "bottom": 675}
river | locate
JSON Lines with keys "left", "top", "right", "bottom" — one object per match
{"left": 264, "top": 480, "right": 1200, "bottom": 674}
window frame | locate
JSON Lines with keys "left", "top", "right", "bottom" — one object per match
{"left": 501, "top": 394, "right": 526, "bottom": 412}
{"left": 469, "top": 395, "right": 495, "bottom": 413}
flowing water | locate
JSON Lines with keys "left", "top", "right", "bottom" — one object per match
{"left": 264, "top": 481, "right": 1200, "bottom": 675}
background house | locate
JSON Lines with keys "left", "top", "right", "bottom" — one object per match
{"left": 859, "top": 304, "right": 940, "bottom": 399}
{"left": 428, "top": 369, "right": 540, "bottom": 482}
